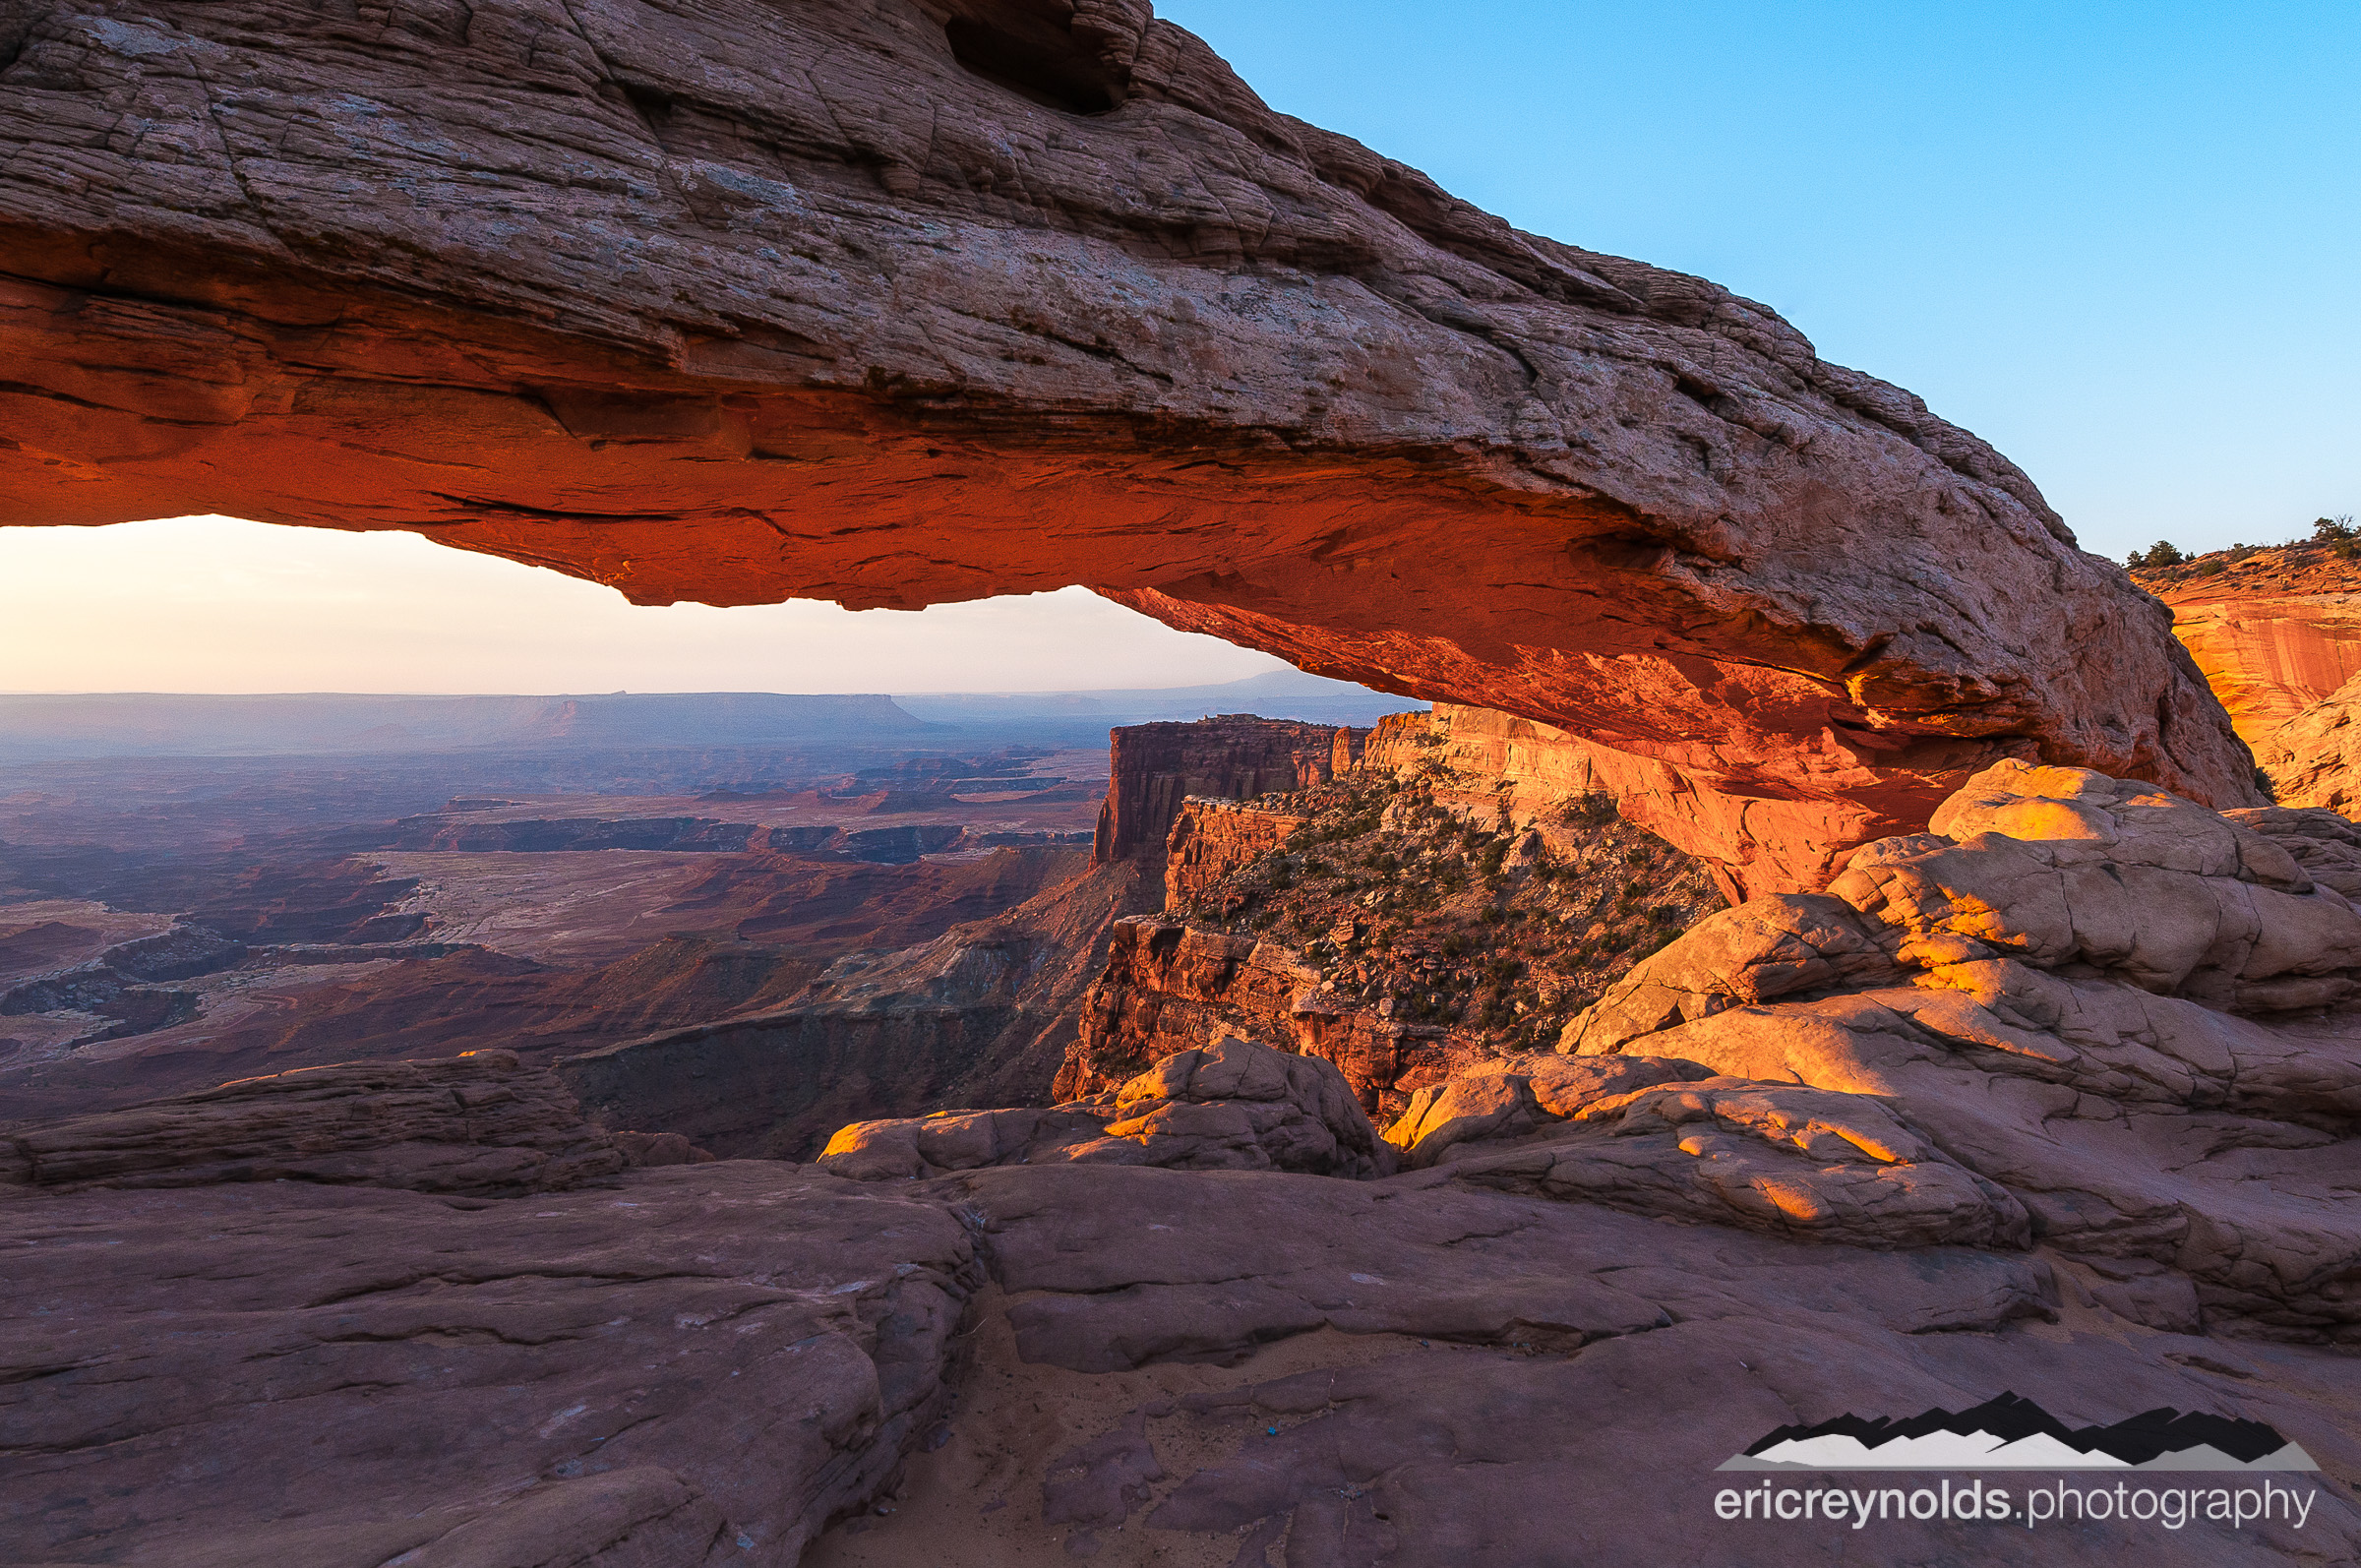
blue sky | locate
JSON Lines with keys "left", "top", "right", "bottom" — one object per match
{"left": 5, "top": 3, "right": 2350, "bottom": 692}
{"left": 1160, "top": 0, "right": 2358, "bottom": 561}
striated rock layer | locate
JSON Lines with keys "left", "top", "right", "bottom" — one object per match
{"left": 0, "top": 1049, "right": 629, "bottom": 1196}
{"left": 2140, "top": 546, "right": 2361, "bottom": 747}
{"left": 0, "top": 0, "right": 2254, "bottom": 891}
{"left": 2263, "top": 675, "right": 2361, "bottom": 814}
{"left": 1091, "top": 715, "right": 1357, "bottom": 870}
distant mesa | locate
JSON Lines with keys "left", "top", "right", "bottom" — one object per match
{"left": 1721, "top": 1393, "right": 2317, "bottom": 1472}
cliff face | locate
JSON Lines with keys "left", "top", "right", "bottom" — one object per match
{"left": 1162, "top": 798, "right": 1310, "bottom": 911}
{"left": 2142, "top": 551, "right": 2361, "bottom": 746}
{"left": 1091, "top": 716, "right": 1362, "bottom": 868}
{"left": 1054, "top": 915, "right": 1473, "bottom": 1120}
{"left": 561, "top": 858, "right": 1153, "bottom": 1159}
{"left": 2137, "top": 547, "right": 2361, "bottom": 807}
{"left": 0, "top": 0, "right": 2258, "bottom": 891}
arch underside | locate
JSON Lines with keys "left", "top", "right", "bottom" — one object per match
{"left": 0, "top": 0, "right": 2255, "bottom": 891}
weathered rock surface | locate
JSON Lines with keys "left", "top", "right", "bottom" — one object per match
{"left": 12, "top": 1062, "right": 2361, "bottom": 1566}
{"left": 1092, "top": 716, "right": 1357, "bottom": 870}
{"left": 1059, "top": 914, "right": 1480, "bottom": 1119}
{"left": 0, "top": 1164, "right": 977, "bottom": 1567}
{"left": 1550, "top": 759, "right": 2361, "bottom": 1343}
{"left": 1161, "top": 796, "right": 1310, "bottom": 911}
{"left": 2144, "top": 552, "right": 2361, "bottom": 746}
{"left": 0, "top": 1049, "right": 627, "bottom": 1196}
{"left": 2229, "top": 804, "right": 2361, "bottom": 899}
{"left": 2257, "top": 670, "right": 2361, "bottom": 815}
{"left": 812, "top": 1163, "right": 2361, "bottom": 1565}
{"left": 1432, "top": 1073, "right": 2032, "bottom": 1250}
{"left": 819, "top": 1035, "right": 1389, "bottom": 1180}
{"left": 0, "top": 0, "right": 2256, "bottom": 890}
{"left": 1382, "top": 1052, "right": 2028, "bottom": 1249}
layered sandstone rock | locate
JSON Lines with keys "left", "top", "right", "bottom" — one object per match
{"left": 562, "top": 858, "right": 1157, "bottom": 1159}
{"left": 818, "top": 1161, "right": 2360, "bottom": 1564}
{"left": 0, "top": 0, "right": 2255, "bottom": 892}
{"left": 1059, "top": 915, "right": 1479, "bottom": 1119}
{"left": 0, "top": 1049, "right": 627, "bottom": 1195}
{"left": 11, "top": 1036, "right": 2361, "bottom": 1565}
{"left": 1394, "top": 1063, "right": 2032, "bottom": 1251}
{"left": 1091, "top": 715, "right": 1357, "bottom": 869}
{"left": 2142, "top": 549, "right": 2361, "bottom": 746}
{"left": 1160, "top": 797, "right": 1309, "bottom": 910}
{"left": 818, "top": 1034, "right": 1388, "bottom": 1179}
{"left": 2256, "top": 670, "right": 2361, "bottom": 814}
{"left": 1059, "top": 751, "right": 1725, "bottom": 1116}
{"left": 1547, "top": 759, "right": 2361, "bottom": 1342}
{"left": 1364, "top": 702, "right": 1865, "bottom": 901}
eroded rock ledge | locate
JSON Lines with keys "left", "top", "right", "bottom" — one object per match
{"left": 0, "top": 0, "right": 2255, "bottom": 890}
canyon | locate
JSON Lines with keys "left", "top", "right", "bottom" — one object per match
{"left": 3, "top": 3, "right": 2358, "bottom": 1566}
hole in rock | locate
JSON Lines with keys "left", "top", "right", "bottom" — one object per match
{"left": 943, "top": 13, "right": 1118, "bottom": 115}
{"left": 619, "top": 82, "right": 678, "bottom": 129}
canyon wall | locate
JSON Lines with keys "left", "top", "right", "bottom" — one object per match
{"left": 2151, "top": 576, "right": 2361, "bottom": 746}
{"left": 1162, "top": 798, "right": 1310, "bottom": 910}
{"left": 1091, "top": 716, "right": 1361, "bottom": 868}
{"left": 0, "top": 0, "right": 2256, "bottom": 891}
{"left": 2138, "top": 551, "right": 2361, "bottom": 812}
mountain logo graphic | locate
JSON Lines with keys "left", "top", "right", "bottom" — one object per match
{"left": 1719, "top": 1393, "right": 2318, "bottom": 1472}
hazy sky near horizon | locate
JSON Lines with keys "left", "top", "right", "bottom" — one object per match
{"left": 6, "top": 1, "right": 2352, "bottom": 694}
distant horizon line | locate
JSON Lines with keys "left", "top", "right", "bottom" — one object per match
{"left": 0, "top": 670, "right": 1391, "bottom": 701}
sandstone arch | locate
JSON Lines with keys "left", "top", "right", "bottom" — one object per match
{"left": 0, "top": 0, "right": 2255, "bottom": 892}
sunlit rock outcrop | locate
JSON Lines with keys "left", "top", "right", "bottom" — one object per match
{"left": 1547, "top": 760, "right": 2361, "bottom": 1342}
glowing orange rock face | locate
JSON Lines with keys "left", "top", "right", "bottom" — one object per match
{"left": 0, "top": 0, "right": 2254, "bottom": 892}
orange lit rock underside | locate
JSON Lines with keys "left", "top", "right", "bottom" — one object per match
{"left": 0, "top": 0, "right": 2255, "bottom": 891}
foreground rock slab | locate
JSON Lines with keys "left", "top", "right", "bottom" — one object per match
{"left": 0, "top": 1049, "right": 626, "bottom": 1196}
{"left": 809, "top": 1164, "right": 2361, "bottom": 1567}
{"left": 820, "top": 1035, "right": 1391, "bottom": 1180}
{"left": 0, "top": 1165, "right": 975, "bottom": 1567}
{"left": 0, "top": 0, "right": 2255, "bottom": 889}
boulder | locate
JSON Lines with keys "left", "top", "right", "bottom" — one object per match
{"left": 2227, "top": 805, "right": 2361, "bottom": 900}
{"left": 1383, "top": 1053, "right": 1714, "bottom": 1167}
{"left": 1433, "top": 1076, "right": 2033, "bottom": 1251}
{"left": 818, "top": 1036, "right": 1392, "bottom": 1180}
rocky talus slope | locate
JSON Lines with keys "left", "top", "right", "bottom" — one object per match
{"left": 0, "top": 0, "right": 2257, "bottom": 891}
